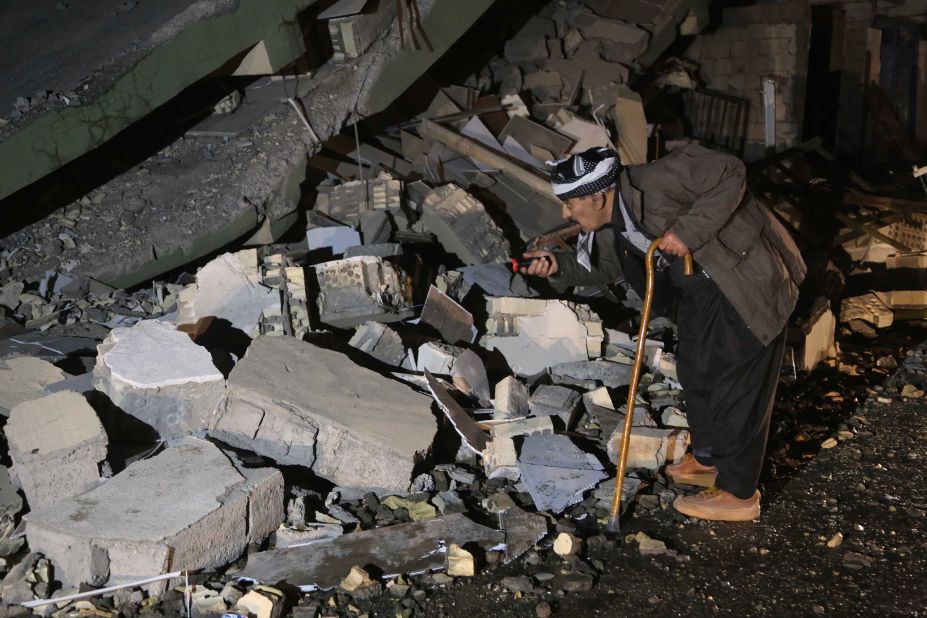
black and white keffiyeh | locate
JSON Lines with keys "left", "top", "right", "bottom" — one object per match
{"left": 548, "top": 147, "right": 620, "bottom": 200}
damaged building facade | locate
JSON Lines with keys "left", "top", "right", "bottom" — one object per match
{"left": 0, "top": 0, "right": 926, "bottom": 616}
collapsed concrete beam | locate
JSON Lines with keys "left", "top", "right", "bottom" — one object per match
{"left": 5, "top": 391, "right": 107, "bottom": 510}
{"left": 213, "top": 336, "right": 437, "bottom": 493}
{"left": 420, "top": 184, "right": 511, "bottom": 266}
{"left": 0, "top": 0, "right": 315, "bottom": 202}
{"left": 25, "top": 437, "right": 283, "bottom": 594}
{"left": 93, "top": 320, "right": 225, "bottom": 441}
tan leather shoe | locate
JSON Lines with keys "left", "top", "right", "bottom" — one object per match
{"left": 666, "top": 454, "right": 718, "bottom": 487}
{"left": 673, "top": 487, "right": 761, "bottom": 521}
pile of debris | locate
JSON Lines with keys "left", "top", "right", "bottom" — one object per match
{"left": 0, "top": 0, "right": 925, "bottom": 616}
{"left": 0, "top": 5, "right": 709, "bottom": 614}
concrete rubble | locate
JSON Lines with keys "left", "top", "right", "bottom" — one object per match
{"left": 0, "top": 0, "right": 891, "bottom": 613}
{"left": 25, "top": 437, "right": 283, "bottom": 593}
{"left": 176, "top": 249, "right": 279, "bottom": 338}
{"left": 214, "top": 336, "right": 437, "bottom": 493}
{"left": 5, "top": 391, "right": 107, "bottom": 509}
{"left": 349, "top": 321, "right": 406, "bottom": 366}
{"left": 93, "top": 320, "right": 225, "bottom": 441}
{"left": 482, "top": 298, "right": 604, "bottom": 376}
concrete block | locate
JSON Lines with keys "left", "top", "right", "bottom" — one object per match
{"left": 494, "top": 376, "right": 529, "bottom": 419}
{"left": 176, "top": 249, "right": 279, "bottom": 338}
{"left": 528, "top": 385, "right": 580, "bottom": 423}
{"left": 214, "top": 336, "right": 436, "bottom": 493}
{"left": 349, "top": 321, "right": 405, "bottom": 366}
{"left": 5, "top": 392, "right": 107, "bottom": 510}
{"left": 417, "top": 342, "right": 464, "bottom": 375}
{"left": 93, "top": 320, "right": 225, "bottom": 441}
{"left": 313, "top": 175, "right": 403, "bottom": 228}
{"left": 313, "top": 256, "right": 414, "bottom": 329}
{"left": 421, "top": 184, "right": 509, "bottom": 266}
{"left": 606, "top": 425, "right": 690, "bottom": 471}
{"left": 25, "top": 437, "right": 283, "bottom": 593}
{"left": 482, "top": 437, "right": 519, "bottom": 481}
{"left": 482, "top": 299, "right": 604, "bottom": 377}
{"left": 0, "top": 356, "right": 67, "bottom": 416}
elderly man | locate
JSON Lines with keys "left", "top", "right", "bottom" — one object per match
{"left": 521, "top": 145, "right": 806, "bottom": 521}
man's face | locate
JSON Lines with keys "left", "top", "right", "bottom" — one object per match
{"left": 561, "top": 193, "right": 607, "bottom": 233}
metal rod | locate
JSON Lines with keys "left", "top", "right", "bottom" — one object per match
{"left": 607, "top": 240, "right": 693, "bottom": 534}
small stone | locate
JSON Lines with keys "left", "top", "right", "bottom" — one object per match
{"left": 236, "top": 588, "right": 284, "bottom": 618}
{"left": 339, "top": 566, "right": 381, "bottom": 598}
{"left": 553, "top": 532, "right": 582, "bottom": 557}
{"left": 813, "top": 605, "right": 825, "bottom": 615}
{"left": 634, "top": 531, "right": 668, "bottom": 556}
{"left": 560, "top": 572, "right": 594, "bottom": 592}
{"left": 901, "top": 384, "right": 924, "bottom": 398}
{"left": 446, "top": 544, "right": 475, "bottom": 577}
{"left": 536, "top": 601, "right": 553, "bottom": 617}
{"left": 820, "top": 438, "right": 838, "bottom": 449}
{"left": 501, "top": 575, "right": 535, "bottom": 594}
{"left": 826, "top": 532, "right": 844, "bottom": 548}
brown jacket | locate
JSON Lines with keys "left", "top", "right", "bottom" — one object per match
{"left": 555, "top": 144, "right": 806, "bottom": 346}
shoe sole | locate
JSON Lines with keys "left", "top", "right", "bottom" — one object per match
{"left": 668, "top": 471, "right": 718, "bottom": 488}
{"left": 672, "top": 498, "right": 761, "bottom": 522}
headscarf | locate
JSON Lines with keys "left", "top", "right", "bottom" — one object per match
{"left": 548, "top": 147, "right": 620, "bottom": 200}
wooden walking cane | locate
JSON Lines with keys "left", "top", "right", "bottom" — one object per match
{"left": 606, "top": 238, "right": 693, "bottom": 535}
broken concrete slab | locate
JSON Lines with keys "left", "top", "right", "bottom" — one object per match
{"left": 5, "top": 391, "right": 107, "bottom": 510}
{"left": 214, "top": 336, "right": 436, "bottom": 493}
{"left": 800, "top": 303, "right": 837, "bottom": 371}
{"left": 93, "top": 320, "right": 224, "bottom": 441}
{"left": 417, "top": 342, "right": 466, "bottom": 375}
{"left": 518, "top": 434, "right": 607, "bottom": 513}
{"left": 0, "top": 356, "right": 67, "bottom": 416}
{"left": 591, "top": 476, "right": 643, "bottom": 515}
{"left": 237, "top": 513, "right": 504, "bottom": 590}
{"left": 528, "top": 385, "right": 581, "bottom": 424}
{"left": 494, "top": 376, "right": 529, "bottom": 419}
{"left": 348, "top": 321, "right": 406, "bottom": 366}
{"left": 498, "top": 506, "right": 548, "bottom": 563}
{"left": 420, "top": 285, "right": 477, "bottom": 345}
{"left": 606, "top": 425, "right": 690, "bottom": 471}
{"left": 548, "top": 109, "right": 611, "bottom": 153}
{"left": 482, "top": 298, "right": 604, "bottom": 377}
{"left": 176, "top": 249, "right": 279, "bottom": 339}
{"left": 549, "top": 359, "right": 634, "bottom": 389}
{"left": 482, "top": 437, "right": 520, "bottom": 481}
{"left": 313, "top": 256, "right": 414, "bottom": 329}
{"left": 491, "top": 415, "right": 556, "bottom": 440}
{"left": 421, "top": 184, "right": 510, "bottom": 266}
{"left": 26, "top": 437, "right": 283, "bottom": 593}
{"left": 840, "top": 293, "right": 894, "bottom": 328}
{"left": 425, "top": 370, "right": 489, "bottom": 455}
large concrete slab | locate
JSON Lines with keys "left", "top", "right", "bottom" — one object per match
{"left": 213, "top": 336, "right": 437, "bottom": 493}
{"left": 5, "top": 391, "right": 107, "bottom": 510}
{"left": 25, "top": 437, "right": 283, "bottom": 593}
{"left": 93, "top": 320, "right": 225, "bottom": 440}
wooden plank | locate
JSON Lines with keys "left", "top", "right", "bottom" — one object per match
{"left": 844, "top": 191, "right": 927, "bottom": 213}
